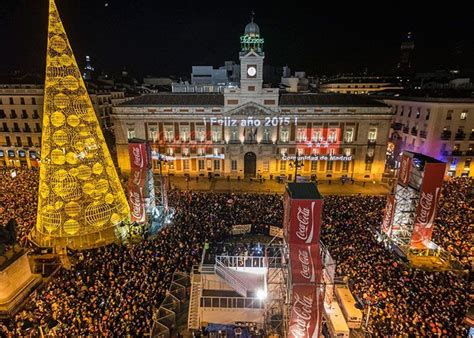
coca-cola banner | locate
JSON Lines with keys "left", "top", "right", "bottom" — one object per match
{"left": 290, "top": 243, "right": 321, "bottom": 285}
{"left": 398, "top": 154, "right": 412, "bottom": 186}
{"left": 128, "top": 169, "right": 147, "bottom": 223}
{"left": 381, "top": 195, "right": 396, "bottom": 237}
{"left": 288, "top": 199, "right": 323, "bottom": 246}
{"left": 410, "top": 162, "right": 446, "bottom": 249}
{"left": 288, "top": 284, "right": 322, "bottom": 338}
{"left": 128, "top": 142, "right": 150, "bottom": 170}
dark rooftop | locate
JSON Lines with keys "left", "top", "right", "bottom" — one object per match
{"left": 286, "top": 183, "right": 323, "bottom": 200}
{"left": 119, "top": 93, "right": 225, "bottom": 106}
{"left": 279, "top": 93, "right": 389, "bottom": 107}
{"left": 368, "top": 89, "right": 474, "bottom": 102}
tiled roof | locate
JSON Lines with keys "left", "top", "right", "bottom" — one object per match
{"left": 118, "top": 93, "right": 224, "bottom": 106}
{"left": 279, "top": 93, "right": 389, "bottom": 107}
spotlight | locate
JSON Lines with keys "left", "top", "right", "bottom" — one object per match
{"left": 256, "top": 289, "right": 267, "bottom": 300}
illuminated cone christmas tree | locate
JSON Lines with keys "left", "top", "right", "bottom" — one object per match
{"left": 33, "top": 0, "right": 130, "bottom": 249}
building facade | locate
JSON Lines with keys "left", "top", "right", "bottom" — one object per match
{"left": 384, "top": 96, "right": 474, "bottom": 177}
{"left": 319, "top": 77, "right": 404, "bottom": 95}
{"left": 0, "top": 83, "right": 126, "bottom": 168}
{"left": 112, "top": 20, "right": 392, "bottom": 181}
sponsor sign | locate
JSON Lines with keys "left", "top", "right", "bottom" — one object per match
{"left": 398, "top": 154, "right": 412, "bottom": 186}
{"left": 128, "top": 142, "right": 150, "bottom": 169}
{"left": 231, "top": 224, "right": 252, "bottom": 235}
{"left": 381, "top": 195, "right": 396, "bottom": 237}
{"left": 269, "top": 225, "right": 284, "bottom": 238}
{"left": 288, "top": 284, "right": 322, "bottom": 338}
{"left": 288, "top": 199, "right": 322, "bottom": 246}
{"left": 410, "top": 162, "right": 446, "bottom": 249}
{"left": 290, "top": 243, "right": 321, "bottom": 285}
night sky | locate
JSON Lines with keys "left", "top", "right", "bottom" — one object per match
{"left": 1, "top": 0, "right": 473, "bottom": 78}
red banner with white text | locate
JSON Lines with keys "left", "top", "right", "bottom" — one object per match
{"left": 287, "top": 199, "right": 323, "bottom": 246}
{"left": 410, "top": 162, "right": 445, "bottom": 249}
{"left": 398, "top": 154, "right": 412, "bottom": 187}
{"left": 128, "top": 142, "right": 150, "bottom": 170}
{"left": 290, "top": 243, "right": 322, "bottom": 285}
{"left": 128, "top": 169, "right": 147, "bottom": 223}
{"left": 288, "top": 284, "right": 322, "bottom": 338}
{"left": 381, "top": 195, "right": 396, "bottom": 237}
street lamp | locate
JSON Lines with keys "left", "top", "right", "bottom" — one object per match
{"left": 289, "top": 154, "right": 304, "bottom": 183}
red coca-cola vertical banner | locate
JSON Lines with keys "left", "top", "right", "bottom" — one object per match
{"left": 398, "top": 153, "right": 412, "bottom": 186}
{"left": 128, "top": 169, "right": 147, "bottom": 223}
{"left": 128, "top": 142, "right": 150, "bottom": 170}
{"left": 288, "top": 284, "right": 322, "bottom": 338}
{"left": 288, "top": 199, "right": 323, "bottom": 245}
{"left": 410, "top": 162, "right": 446, "bottom": 249}
{"left": 290, "top": 243, "right": 322, "bottom": 285}
{"left": 381, "top": 195, "right": 396, "bottom": 237}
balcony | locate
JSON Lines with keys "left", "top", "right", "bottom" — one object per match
{"left": 368, "top": 139, "right": 376, "bottom": 146}
{"left": 454, "top": 132, "right": 466, "bottom": 141}
{"left": 419, "top": 131, "right": 427, "bottom": 139}
{"left": 402, "top": 127, "right": 409, "bottom": 134}
{"left": 0, "top": 128, "right": 9, "bottom": 132}
{"left": 21, "top": 113, "right": 28, "bottom": 119}
{"left": 411, "top": 128, "right": 418, "bottom": 136}
{"left": 0, "top": 112, "right": 6, "bottom": 119}
{"left": 12, "top": 128, "right": 21, "bottom": 133}
{"left": 391, "top": 122, "right": 403, "bottom": 131}
{"left": 10, "top": 113, "right": 17, "bottom": 119}
{"left": 441, "top": 131, "right": 451, "bottom": 140}
{"left": 32, "top": 112, "right": 40, "bottom": 119}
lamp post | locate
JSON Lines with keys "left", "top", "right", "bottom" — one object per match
{"left": 289, "top": 154, "right": 303, "bottom": 183}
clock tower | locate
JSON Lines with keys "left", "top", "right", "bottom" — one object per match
{"left": 239, "top": 15, "right": 265, "bottom": 93}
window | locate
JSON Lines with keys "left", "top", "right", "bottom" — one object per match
{"left": 311, "top": 161, "right": 317, "bottom": 171}
{"left": 182, "top": 148, "right": 189, "bottom": 156}
{"left": 211, "top": 126, "right": 221, "bottom": 142}
{"left": 446, "top": 110, "right": 453, "bottom": 120}
{"left": 408, "top": 107, "right": 412, "bottom": 118}
{"left": 368, "top": 127, "right": 377, "bottom": 142}
{"left": 344, "top": 128, "right": 354, "bottom": 143}
{"left": 149, "top": 127, "right": 158, "bottom": 142}
{"left": 180, "top": 126, "right": 190, "bottom": 142}
{"left": 297, "top": 148, "right": 304, "bottom": 156}
{"left": 164, "top": 126, "right": 174, "bottom": 142}
{"left": 312, "top": 129, "right": 321, "bottom": 142}
{"left": 280, "top": 160, "right": 287, "bottom": 171}
{"left": 214, "top": 160, "right": 220, "bottom": 171}
{"left": 27, "top": 136, "right": 33, "bottom": 147}
{"left": 166, "top": 147, "right": 174, "bottom": 156}
{"left": 365, "top": 163, "right": 372, "bottom": 171}
{"left": 296, "top": 127, "right": 307, "bottom": 142}
{"left": 0, "top": 109, "right": 5, "bottom": 118}
{"left": 198, "top": 160, "right": 205, "bottom": 170}
{"left": 230, "top": 126, "right": 239, "bottom": 141}
{"left": 460, "top": 111, "right": 468, "bottom": 120}
{"left": 465, "top": 159, "right": 471, "bottom": 169}
{"left": 400, "top": 107, "right": 404, "bottom": 116}
{"left": 16, "top": 136, "right": 22, "bottom": 146}
{"left": 326, "top": 161, "right": 333, "bottom": 171}
{"left": 426, "top": 109, "right": 430, "bottom": 120}
{"left": 262, "top": 127, "right": 271, "bottom": 142}
{"left": 416, "top": 108, "right": 420, "bottom": 119}
{"left": 263, "top": 160, "right": 269, "bottom": 172}
{"left": 13, "top": 122, "right": 19, "bottom": 131}
{"left": 10, "top": 109, "right": 17, "bottom": 118}
{"left": 20, "top": 97, "right": 25, "bottom": 105}
{"left": 127, "top": 128, "right": 135, "bottom": 140}
{"left": 32, "top": 97, "right": 36, "bottom": 105}
{"left": 168, "top": 160, "right": 174, "bottom": 170}
{"left": 9, "top": 97, "right": 13, "bottom": 104}
{"left": 328, "top": 129, "right": 337, "bottom": 143}
{"left": 231, "top": 160, "right": 237, "bottom": 171}
{"left": 344, "top": 148, "right": 351, "bottom": 156}
{"left": 197, "top": 148, "right": 205, "bottom": 156}
{"left": 183, "top": 159, "right": 190, "bottom": 170}
{"left": 248, "top": 86, "right": 255, "bottom": 91}
{"left": 342, "top": 161, "right": 349, "bottom": 171}
{"left": 280, "top": 128, "right": 289, "bottom": 142}
{"left": 196, "top": 127, "right": 205, "bottom": 142}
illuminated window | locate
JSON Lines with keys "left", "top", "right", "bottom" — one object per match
{"left": 368, "top": 128, "right": 377, "bottom": 142}
{"left": 327, "top": 161, "right": 333, "bottom": 171}
{"left": 328, "top": 129, "right": 337, "bottom": 143}
{"left": 297, "top": 127, "right": 307, "bottom": 142}
{"left": 127, "top": 128, "right": 135, "bottom": 140}
{"left": 312, "top": 129, "right": 321, "bottom": 142}
{"left": 311, "top": 161, "right": 317, "bottom": 171}
{"left": 280, "top": 128, "right": 289, "bottom": 142}
{"left": 196, "top": 127, "right": 205, "bottom": 142}
{"left": 344, "top": 128, "right": 354, "bottom": 143}
{"left": 230, "top": 126, "right": 239, "bottom": 141}
{"left": 149, "top": 127, "right": 158, "bottom": 142}
{"left": 263, "top": 160, "right": 269, "bottom": 171}
{"left": 280, "top": 160, "right": 287, "bottom": 171}
{"left": 167, "top": 148, "right": 174, "bottom": 156}
{"left": 297, "top": 148, "right": 304, "bottom": 156}
{"left": 231, "top": 160, "right": 237, "bottom": 171}
{"left": 182, "top": 148, "right": 189, "bottom": 156}
{"left": 461, "top": 111, "right": 468, "bottom": 120}
{"left": 197, "top": 148, "right": 205, "bottom": 156}
{"left": 262, "top": 127, "right": 271, "bottom": 142}
{"left": 180, "top": 126, "right": 190, "bottom": 142}
{"left": 280, "top": 148, "right": 288, "bottom": 156}
{"left": 164, "top": 126, "right": 174, "bottom": 142}
{"left": 183, "top": 159, "right": 190, "bottom": 170}
{"left": 344, "top": 148, "right": 351, "bottom": 156}
{"left": 214, "top": 160, "right": 220, "bottom": 170}
{"left": 198, "top": 160, "right": 205, "bottom": 170}
{"left": 211, "top": 126, "right": 221, "bottom": 142}
{"left": 365, "top": 162, "right": 372, "bottom": 171}
{"left": 342, "top": 161, "right": 349, "bottom": 171}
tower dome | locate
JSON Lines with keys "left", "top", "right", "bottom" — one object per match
{"left": 244, "top": 18, "right": 260, "bottom": 37}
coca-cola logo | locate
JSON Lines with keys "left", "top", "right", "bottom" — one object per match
{"left": 296, "top": 204, "right": 314, "bottom": 243}
{"left": 415, "top": 188, "right": 439, "bottom": 228}
{"left": 129, "top": 190, "right": 144, "bottom": 221}
{"left": 400, "top": 156, "right": 410, "bottom": 183}
{"left": 289, "top": 292, "right": 313, "bottom": 338}
{"left": 298, "top": 248, "right": 314, "bottom": 282}
{"left": 382, "top": 198, "right": 394, "bottom": 232}
{"left": 132, "top": 146, "right": 144, "bottom": 168}
{"left": 132, "top": 170, "right": 143, "bottom": 186}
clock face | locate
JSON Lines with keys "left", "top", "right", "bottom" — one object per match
{"left": 247, "top": 66, "right": 257, "bottom": 77}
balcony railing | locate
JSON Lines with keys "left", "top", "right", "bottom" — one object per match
{"left": 441, "top": 131, "right": 451, "bottom": 140}
{"left": 12, "top": 128, "right": 21, "bottom": 132}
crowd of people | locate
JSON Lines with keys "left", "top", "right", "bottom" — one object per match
{"left": 0, "top": 169, "right": 471, "bottom": 336}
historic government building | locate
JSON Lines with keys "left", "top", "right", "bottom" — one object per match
{"left": 112, "top": 19, "right": 392, "bottom": 181}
